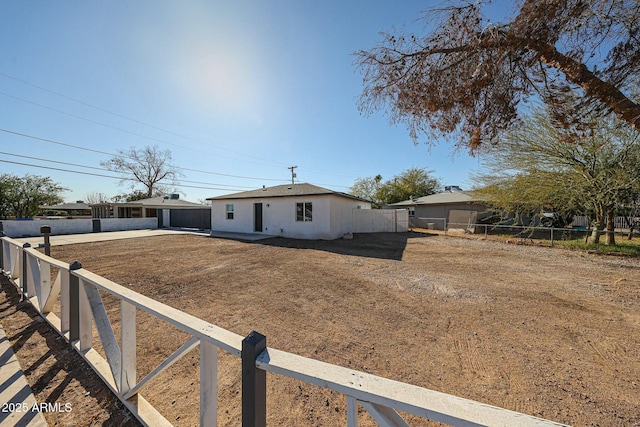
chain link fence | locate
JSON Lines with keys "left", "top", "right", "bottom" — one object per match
{"left": 410, "top": 217, "right": 638, "bottom": 245}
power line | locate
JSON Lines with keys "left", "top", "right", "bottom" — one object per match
{"left": 0, "top": 71, "right": 363, "bottom": 180}
{"left": 1, "top": 90, "right": 281, "bottom": 168}
{"left": 0, "top": 128, "right": 115, "bottom": 156}
{"left": 0, "top": 159, "right": 247, "bottom": 192}
{"left": 0, "top": 151, "right": 256, "bottom": 190}
{"left": 0, "top": 78, "right": 290, "bottom": 168}
{"left": 0, "top": 128, "right": 287, "bottom": 182}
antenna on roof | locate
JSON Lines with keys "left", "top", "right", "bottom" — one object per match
{"left": 288, "top": 165, "right": 298, "bottom": 185}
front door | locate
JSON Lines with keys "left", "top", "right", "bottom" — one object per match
{"left": 254, "top": 203, "right": 263, "bottom": 232}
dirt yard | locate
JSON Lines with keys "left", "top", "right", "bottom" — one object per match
{"left": 3, "top": 231, "right": 640, "bottom": 426}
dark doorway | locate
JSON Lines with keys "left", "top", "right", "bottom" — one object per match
{"left": 254, "top": 203, "right": 263, "bottom": 232}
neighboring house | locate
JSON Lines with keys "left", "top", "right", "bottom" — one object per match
{"left": 387, "top": 189, "right": 489, "bottom": 231}
{"left": 91, "top": 194, "right": 210, "bottom": 229}
{"left": 41, "top": 201, "right": 91, "bottom": 217}
{"left": 207, "top": 183, "right": 372, "bottom": 240}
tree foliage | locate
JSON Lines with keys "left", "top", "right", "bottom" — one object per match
{"left": 350, "top": 168, "right": 441, "bottom": 206}
{"left": 101, "top": 145, "right": 181, "bottom": 198}
{"left": 474, "top": 107, "right": 640, "bottom": 243}
{"left": 112, "top": 190, "right": 150, "bottom": 203}
{"left": 350, "top": 174, "right": 384, "bottom": 207}
{"left": 356, "top": 0, "right": 640, "bottom": 152}
{"left": 0, "top": 174, "right": 66, "bottom": 218}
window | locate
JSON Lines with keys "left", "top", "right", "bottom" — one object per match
{"left": 226, "top": 204, "right": 234, "bottom": 220}
{"left": 296, "top": 202, "right": 312, "bottom": 222}
{"left": 408, "top": 207, "right": 415, "bottom": 217}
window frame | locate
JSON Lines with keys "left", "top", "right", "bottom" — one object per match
{"left": 296, "top": 202, "right": 313, "bottom": 222}
{"left": 226, "top": 204, "right": 234, "bottom": 220}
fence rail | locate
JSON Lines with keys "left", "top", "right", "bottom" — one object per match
{"left": 0, "top": 234, "right": 568, "bottom": 426}
{"left": 411, "top": 216, "right": 639, "bottom": 234}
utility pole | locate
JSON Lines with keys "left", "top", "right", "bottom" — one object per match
{"left": 288, "top": 166, "right": 298, "bottom": 185}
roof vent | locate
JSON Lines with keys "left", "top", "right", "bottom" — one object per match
{"left": 170, "top": 193, "right": 179, "bottom": 199}
{"left": 262, "top": 185, "right": 267, "bottom": 191}
{"left": 76, "top": 200, "right": 84, "bottom": 204}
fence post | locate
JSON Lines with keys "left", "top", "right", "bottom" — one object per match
{"left": 347, "top": 396, "right": 358, "bottom": 426}
{"left": 0, "top": 231, "right": 4, "bottom": 271}
{"left": 200, "top": 340, "right": 218, "bottom": 426}
{"left": 41, "top": 225, "right": 51, "bottom": 256}
{"left": 242, "top": 331, "right": 267, "bottom": 427}
{"left": 68, "top": 261, "right": 83, "bottom": 343}
{"left": 120, "top": 301, "right": 136, "bottom": 395}
{"left": 21, "top": 243, "right": 31, "bottom": 297}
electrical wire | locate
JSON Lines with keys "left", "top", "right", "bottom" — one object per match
{"left": 0, "top": 71, "right": 363, "bottom": 180}
{"left": 0, "top": 159, "right": 247, "bottom": 192}
{"left": 0, "top": 87, "right": 290, "bottom": 169}
{"left": 0, "top": 151, "right": 258, "bottom": 189}
{"left": 0, "top": 128, "right": 287, "bottom": 182}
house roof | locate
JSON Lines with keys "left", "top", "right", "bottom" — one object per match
{"left": 207, "top": 183, "right": 369, "bottom": 203}
{"left": 91, "top": 196, "right": 204, "bottom": 209}
{"left": 42, "top": 202, "right": 91, "bottom": 211}
{"left": 389, "top": 191, "right": 481, "bottom": 207}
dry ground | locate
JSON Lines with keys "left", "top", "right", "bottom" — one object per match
{"left": 3, "top": 231, "right": 640, "bottom": 426}
{"left": 0, "top": 276, "right": 140, "bottom": 426}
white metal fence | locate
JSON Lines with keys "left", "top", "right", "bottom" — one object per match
{"left": 0, "top": 234, "right": 567, "bottom": 427}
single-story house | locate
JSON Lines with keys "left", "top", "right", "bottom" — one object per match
{"left": 91, "top": 194, "right": 210, "bottom": 229}
{"left": 207, "top": 183, "right": 372, "bottom": 240}
{"left": 386, "top": 189, "right": 489, "bottom": 231}
{"left": 41, "top": 201, "right": 91, "bottom": 217}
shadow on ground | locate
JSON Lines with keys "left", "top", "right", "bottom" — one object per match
{"left": 256, "top": 231, "right": 437, "bottom": 261}
{"left": 0, "top": 276, "right": 141, "bottom": 426}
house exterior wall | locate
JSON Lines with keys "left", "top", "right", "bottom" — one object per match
{"left": 411, "top": 203, "right": 487, "bottom": 230}
{"left": 211, "top": 195, "right": 371, "bottom": 239}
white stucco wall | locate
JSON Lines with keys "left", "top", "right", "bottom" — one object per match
{"left": 211, "top": 195, "right": 371, "bottom": 240}
{"left": 100, "top": 218, "right": 157, "bottom": 232}
{"left": 0, "top": 218, "right": 157, "bottom": 237}
{"left": 0, "top": 219, "right": 93, "bottom": 237}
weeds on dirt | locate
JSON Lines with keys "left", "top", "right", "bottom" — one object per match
{"left": 555, "top": 239, "right": 640, "bottom": 256}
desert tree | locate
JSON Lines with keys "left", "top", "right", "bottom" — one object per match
{"left": 111, "top": 190, "right": 150, "bottom": 203}
{"left": 350, "top": 174, "right": 384, "bottom": 207}
{"left": 356, "top": 0, "right": 640, "bottom": 152}
{"left": 377, "top": 167, "right": 442, "bottom": 205}
{"left": 474, "top": 107, "right": 640, "bottom": 244}
{"left": 84, "top": 191, "right": 109, "bottom": 204}
{"left": 101, "top": 145, "right": 181, "bottom": 198}
{"left": 0, "top": 174, "right": 66, "bottom": 218}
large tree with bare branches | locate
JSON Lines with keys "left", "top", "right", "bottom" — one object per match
{"left": 356, "top": 0, "right": 640, "bottom": 151}
{"left": 101, "top": 145, "right": 181, "bottom": 198}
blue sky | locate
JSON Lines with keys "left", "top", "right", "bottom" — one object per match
{"left": 0, "top": 1, "right": 503, "bottom": 203}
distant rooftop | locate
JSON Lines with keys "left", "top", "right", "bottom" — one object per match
{"left": 42, "top": 201, "right": 91, "bottom": 211}
{"left": 388, "top": 191, "right": 480, "bottom": 206}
